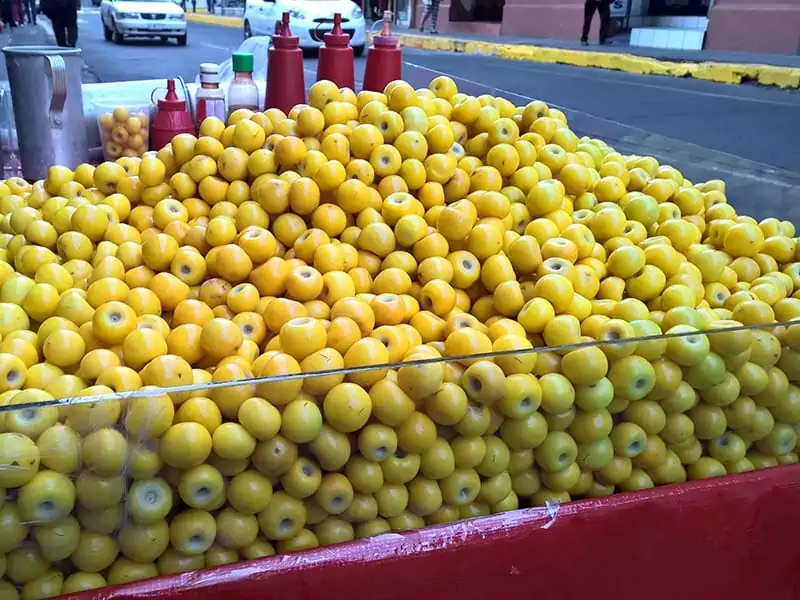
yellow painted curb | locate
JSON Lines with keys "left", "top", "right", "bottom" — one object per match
{"left": 186, "top": 12, "right": 240, "bottom": 27}
{"left": 378, "top": 32, "right": 800, "bottom": 89}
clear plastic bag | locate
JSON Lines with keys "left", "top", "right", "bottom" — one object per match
{"left": 96, "top": 103, "right": 152, "bottom": 161}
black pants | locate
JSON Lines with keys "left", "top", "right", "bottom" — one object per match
{"left": 1, "top": 2, "right": 14, "bottom": 26}
{"left": 420, "top": 0, "right": 440, "bottom": 31}
{"left": 49, "top": 8, "right": 78, "bottom": 47}
{"left": 582, "top": 0, "right": 610, "bottom": 42}
{"left": 23, "top": 0, "right": 35, "bottom": 22}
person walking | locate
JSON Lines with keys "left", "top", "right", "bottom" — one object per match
{"left": 41, "top": 0, "right": 79, "bottom": 46}
{"left": 419, "top": 0, "right": 439, "bottom": 34}
{"left": 22, "top": 0, "right": 35, "bottom": 24}
{"left": 1, "top": 0, "right": 15, "bottom": 28}
{"left": 11, "top": 0, "right": 22, "bottom": 25}
{"left": 581, "top": 0, "right": 611, "bottom": 46}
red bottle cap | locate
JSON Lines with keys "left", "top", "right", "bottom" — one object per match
{"left": 157, "top": 79, "right": 187, "bottom": 111}
{"left": 323, "top": 13, "right": 350, "bottom": 47}
{"left": 273, "top": 12, "right": 300, "bottom": 48}
{"left": 373, "top": 10, "right": 397, "bottom": 47}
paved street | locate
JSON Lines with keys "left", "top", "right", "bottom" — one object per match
{"left": 72, "top": 10, "right": 800, "bottom": 177}
{"left": 4, "top": 10, "right": 799, "bottom": 219}
{"left": 75, "top": 8, "right": 367, "bottom": 87}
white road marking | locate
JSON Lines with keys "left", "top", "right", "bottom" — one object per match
{"left": 198, "top": 42, "right": 231, "bottom": 50}
{"left": 403, "top": 58, "right": 800, "bottom": 109}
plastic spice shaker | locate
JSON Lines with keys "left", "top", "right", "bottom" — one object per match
{"left": 196, "top": 63, "right": 227, "bottom": 125}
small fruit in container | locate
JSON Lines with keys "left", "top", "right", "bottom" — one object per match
{"left": 98, "top": 107, "right": 150, "bottom": 160}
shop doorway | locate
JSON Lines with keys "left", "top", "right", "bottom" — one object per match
{"left": 449, "top": 0, "right": 504, "bottom": 24}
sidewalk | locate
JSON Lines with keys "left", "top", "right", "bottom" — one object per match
{"left": 384, "top": 27, "right": 800, "bottom": 89}
{"left": 184, "top": 5, "right": 244, "bottom": 27}
{"left": 179, "top": 8, "right": 800, "bottom": 89}
{"left": 0, "top": 24, "right": 53, "bottom": 81}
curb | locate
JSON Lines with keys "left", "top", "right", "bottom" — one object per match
{"left": 384, "top": 32, "right": 800, "bottom": 89}
{"left": 186, "top": 12, "right": 240, "bottom": 26}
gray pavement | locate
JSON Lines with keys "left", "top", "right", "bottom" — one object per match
{"left": 402, "top": 53, "right": 800, "bottom": 175}
{"left": 73, "top": 10, "right": 800, "bottom": 175}
{"left": 394, "top": 26, "right": 800, "bottom": 69}
{"left": 75, "top": 7, "right": 367, "bottom": 86}
{"left": 0, "top": 23, "right": 53, "bottom": 80}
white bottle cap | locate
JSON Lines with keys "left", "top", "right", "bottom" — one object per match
{"left": 199, "top": 63, "right": 221, "bottom": 84}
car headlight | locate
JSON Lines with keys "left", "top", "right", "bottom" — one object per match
{"left": 168, "top": 13, "right": 185, "bottom": 19}
{"left": 352, "top": 7, "right": 362, "bottom": 18}
{"left": 116, "top": 11, "right": 139, "bottom": 18}
{"left": 288, "top": 9, "right": 306, "bottom": 20}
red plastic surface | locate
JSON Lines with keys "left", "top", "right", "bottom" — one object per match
{"left": 316, "top": 14, "right": 356, "bottom": 90}
{"left": 266, "top": 13, "right": 306, "bottom": 113}
{"left": 66, "top": 464, "right": 800, "bottom": 600}
{"left": 362, "top": 16, "right": 402, "bottom": 92}
{"left": 150, "top": 79, "right": 195, "bottom": 151}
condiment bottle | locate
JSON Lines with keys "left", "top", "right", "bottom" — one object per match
{"left": 228, "top": 52, "right": 259, "bottom": 116}
{"left": 195, "top": 63, "right": 227, "bottom": 125}
{"left": 150, "top": 79, "right": 195, "bottom": 151}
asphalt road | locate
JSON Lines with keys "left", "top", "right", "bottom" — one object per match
{"left": 70, "top": 10, "right": 800, "bottom": 219}
{"left": 74, "top": 11, "right": 800, "bottom": 173}
{"left": 76, "top": 8, "right": 367, "bottom": 87}
{"left": 400, "top": 53, "right": 800, "bottom": 177}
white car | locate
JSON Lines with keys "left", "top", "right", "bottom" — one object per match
{"left": 244, "top": 0, "right": 366, "bottom": 56}
{"left": 101, "top": 0, "right": 188, "bottom": 46}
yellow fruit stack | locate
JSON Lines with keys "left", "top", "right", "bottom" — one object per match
{"left": 0, "top": 76, "right": 799, "bottom": 597}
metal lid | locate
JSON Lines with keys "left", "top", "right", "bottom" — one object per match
{"left": 2, "top": 45, "right": 82, "bottom": 57}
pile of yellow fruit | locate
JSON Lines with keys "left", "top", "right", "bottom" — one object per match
{"left": 97, "top": 108, "right": 150, "bottom": 160}
{"left": 0, "top": 75, "right": 799, "bottom": 598}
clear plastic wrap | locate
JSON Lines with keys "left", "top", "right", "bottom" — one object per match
{"left": 0, "top": 320, "right": 798, "bottom": 595}
{"left": 96, "top": 103, "right": 152, "bottom": 161}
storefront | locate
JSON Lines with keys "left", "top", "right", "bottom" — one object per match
{"left": 409, "top": 0, "right": 800, "bottom": 56}
{"left": 647, "top": 0, "right": 709, "bottom": 17}
{"left": 705, "top": 0, "right": 800, "bottom": 55}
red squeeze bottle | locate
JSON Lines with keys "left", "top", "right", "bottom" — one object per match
{"left": 150, "top": 79, "right": 195, "bottom": 151}
{"left": 362, "top": 11, "right": 402, "bottom": 93}
{"left": 316, "top": 13, "right": 355, "bottom": 90}
{"left": 266, "top": 12, "right": 306, "bottom": 114}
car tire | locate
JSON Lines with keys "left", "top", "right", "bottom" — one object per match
{"left": 243, "top": 19, "right": 251, "bottom": 39}
{"left": 112, "top": 22, "right": 124, "bottom": 43}
{"left": 353, "top": 44, "right": 365, "bottom": 57}
{"left": 176, "top": 34, "right": 187, "bottom": 46}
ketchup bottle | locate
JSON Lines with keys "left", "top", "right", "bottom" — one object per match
{"left": 362, "top": 11, "right": 402, "bottom": 93}
{"left": 150, "top": 79, "right": 195, "bottom": 151}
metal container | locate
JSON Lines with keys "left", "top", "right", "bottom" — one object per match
{"left": 2, "top": 46, "right": 88, "bottom": 180}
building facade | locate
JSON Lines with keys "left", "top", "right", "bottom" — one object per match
{"left": 411, "top": 0, "right": 800, "bottom": 56}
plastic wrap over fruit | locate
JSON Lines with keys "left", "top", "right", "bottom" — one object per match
{"left": 82, "top": 81, "right": 172, "bottom": 159}
{"left": 0, "top": 318, "right": 800, "bottom": 596}
{"left": 3, "top": 71, "right": 800, "bottom": 598}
